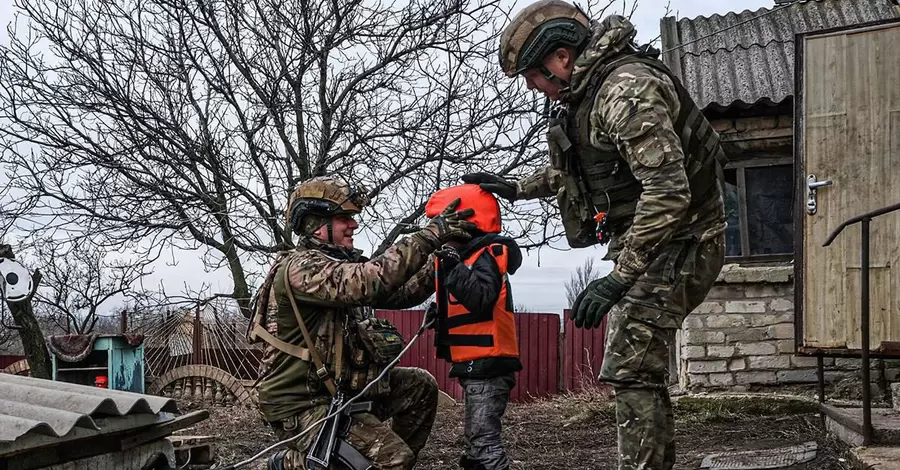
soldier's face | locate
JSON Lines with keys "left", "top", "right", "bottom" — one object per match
{"left": 314, "top": 214, "right": 358, "bottom": 249}
{"left": 521, "top": 48, "right": 574, "bottom": 101}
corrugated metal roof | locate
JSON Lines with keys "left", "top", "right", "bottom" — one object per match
{"left": 0, "top": 373, "right": 178, "bottom": 443}
{"left": 660, "top": 0, "right": 900, "bottom": 111}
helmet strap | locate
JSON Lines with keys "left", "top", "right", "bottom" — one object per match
{"left": 326, "top": 220, "right": 335, "bottom": 245}
{"left": 538, "top": 64, "right": 569, "bottom": 87}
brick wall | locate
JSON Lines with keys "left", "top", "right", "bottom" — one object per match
{"left": 680, "top": 264, "right": 900, "bottom": 390}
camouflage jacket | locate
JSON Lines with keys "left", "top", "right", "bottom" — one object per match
{"left": 517, "top": 15, "right": 725, "bottom": 283}
{"left": 257, "top": 234, "right": 436, "bottom": 422}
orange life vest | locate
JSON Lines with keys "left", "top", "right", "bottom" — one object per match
{"left": 434, "top": 243, "right": 519, "bottom": 363}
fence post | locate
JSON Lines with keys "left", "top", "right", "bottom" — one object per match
{"left": 193, "top": 304, "right": 202, "bottom": 365}
{"left": 558, "top": 328, "right": 566, "bottom": 393}
{"left": 119, "top": 310, "right": 128, "bottom": 334}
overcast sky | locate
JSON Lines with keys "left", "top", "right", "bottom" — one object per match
{"left": 0, "top": 0, "right": 773, "bottom": 314}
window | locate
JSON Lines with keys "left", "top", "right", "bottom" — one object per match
{"left": 723, "top": 160, "right": 794, "bottom": 260}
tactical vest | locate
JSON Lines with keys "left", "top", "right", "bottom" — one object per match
{"left": 248, "top": 251, "right": 402, "bottom": 401}
{"left": 434, "top": 244, "right": 519, "bottom": 363}
{"left": 549, "top": 50, "right": 727, "bottom": 248}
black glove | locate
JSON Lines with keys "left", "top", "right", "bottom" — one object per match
{"left": 460, "top": 172, "right": 518, "bottom": 202}
{"left": 424, "top": 301, "right": 438, "bottom": 330}
{"left": 423, "top": 197, "right": 478, "bottom": 243}
{"left": 434, "top": 244, "right": 461, "bottom": 267}
{"left": 571, "top": 272, "right": 633, "bottom": 329}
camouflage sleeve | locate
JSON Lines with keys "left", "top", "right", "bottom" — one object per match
{"left": 373, "top": 256, "right": 436, "bottom": 309}
{"left": 516, "top": 166, "right": 563, "bottom": 200}
{"left": 595, "top": 63, "right": 691, "bottom": 283}
{"left": 285, "top": 232, "right": 439, "bottom": 307}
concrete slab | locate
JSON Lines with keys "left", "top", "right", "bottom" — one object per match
{"left": 821, "top": 404, "right": 900, "bottom": 445}
{"left": 850, "top": 446, "right": 900, "bottom": 470}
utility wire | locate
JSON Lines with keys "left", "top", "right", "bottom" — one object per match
{"left": 662, "top": 0, "right": 800, "bottom": 54}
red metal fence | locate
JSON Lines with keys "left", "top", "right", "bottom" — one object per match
{"left": 0, "top": 355, "right": 25, "bottom": 370}
{"left": 376, "top": 309, "right": 606, "bottom": 402}
{"left": 563, "top": 309, "right": 609, "bottom": 392}
{"left": 2, "top": 309, "right": 609, "bottom": 402}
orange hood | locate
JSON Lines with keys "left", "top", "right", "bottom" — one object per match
{"left": 425, "top": 184, "right": 502, "bottom": 234}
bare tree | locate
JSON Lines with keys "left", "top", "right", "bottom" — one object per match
{"left": 0, "top": 0, "right": 658, "bottom": 315}
{"left": 0, "top": 0, "right": 550, "bottom": 315}
{"left": 24, "top": 238, "right": 155, "bottom": 334}
{"left": 0, "top": 243, "right": 51, "bottom": 378}
{"left": 564, "top": 257, "right": 605, "bottom": 308}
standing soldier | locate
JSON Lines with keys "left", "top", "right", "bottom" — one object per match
{"left": 463, "top": 2, "right": 727, "bottom": 469}
{"left": 249, "top": 175, "right": 479, "bottom": 470}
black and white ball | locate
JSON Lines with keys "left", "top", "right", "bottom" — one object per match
{"left": 0, "top": 258, "right": 33, "bottom": 302}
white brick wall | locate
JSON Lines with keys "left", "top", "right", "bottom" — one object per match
{"left": 679, "top": 264, "right": 900, "bottom": 390}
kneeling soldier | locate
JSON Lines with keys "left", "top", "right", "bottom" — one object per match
{"left": 250, "top": 176, "right": 479, "bottom": 470}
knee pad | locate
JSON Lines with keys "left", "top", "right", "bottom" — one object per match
{"left": 268, "top": 449, "right": 305, "bottom": 470}
{"left": 268, "top": 449, "right": 288, "bottom": 470}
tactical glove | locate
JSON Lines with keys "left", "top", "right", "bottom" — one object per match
{"left": 423, "top": 197, "right": 477, "bottom": 244}
{"left": 460, "top": 172, "right": 518, "bottom": 202}
{"left": 571, "top": 272, "right": 633, "bottom": 329}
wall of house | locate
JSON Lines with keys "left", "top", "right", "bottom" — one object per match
{"left": 680, "top": 264, "right": 900, "bottom": 390}
{"left": 678, "top": 112, "right": 900, "bottom": 390}
{"left": 709, "top": 113, "right": 793, "bottom": 157}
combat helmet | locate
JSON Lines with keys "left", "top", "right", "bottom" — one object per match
{"left": 498, "top": 0, "right": 591, "bottom": 79}
{"left": 285, "top": 175, "right": 370, "bottom": 237}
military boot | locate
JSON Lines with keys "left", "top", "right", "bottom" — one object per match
{"left": 459, "top": 456, "right": 489, "bottom": 470}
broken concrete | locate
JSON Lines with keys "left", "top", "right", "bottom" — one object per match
{"left": 850, "top": 446, "right": 900, "bottom": 470}
{"left": 822, "top": 404, "right": 900, "bottom": 446}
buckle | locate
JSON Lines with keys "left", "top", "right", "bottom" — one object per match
{"left": 316, "top": 365, "right": 329, "bottom": 379}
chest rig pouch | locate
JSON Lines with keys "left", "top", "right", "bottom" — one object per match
{"left": 356, "top": 317, "right": 405, "bottom": 364}
{"left": 259, "top": 254, "right": 401, "bottom": 399}
{"left": 344, "top": 311, "right": 403, "bottom": 397}
{"left": 547, "top": 103, "right": 601, "bottom": 249}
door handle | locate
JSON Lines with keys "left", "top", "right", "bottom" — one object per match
{"left": 807, "top": 174, "right": 833, "bottom": 215}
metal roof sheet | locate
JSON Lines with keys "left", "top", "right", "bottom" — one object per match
{"left": 660, "top": 0, "right": 900, "bottom": 111}
{"left": 0, "top": 372, "right": 178, "bottom": 443}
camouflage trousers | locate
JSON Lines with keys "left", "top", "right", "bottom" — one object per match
{"left": 459, "top": 373, "right": 516, "bottom": 470}
{"left": 269, "top": 367, "right": 439, "bottom": 470}
{"left": 599, "top": 234, "right": 724, "bottom": 470}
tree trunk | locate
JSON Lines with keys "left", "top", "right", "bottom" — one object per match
{"left": 0, "top": 245, "right": 52, "bottom": 379}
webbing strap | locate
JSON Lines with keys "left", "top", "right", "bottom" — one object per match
{"left": 251, "top": 323, "right": 312, "bottom": 362}
{"left": 283, "top": 257, "right": 339, "bottom": 396}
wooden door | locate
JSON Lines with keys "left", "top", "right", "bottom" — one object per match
{"left": 799, "top": 22, "right": 900, "bottom": 351}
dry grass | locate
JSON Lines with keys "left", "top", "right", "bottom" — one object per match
{"left": 187, "top": 390, "right": 853, "bottom": 470}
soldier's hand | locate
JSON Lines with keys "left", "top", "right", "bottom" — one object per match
{"left": 460, "top": 172, "right": 518, "bottom": 202}
{"left": 571, "top": 272, "right": 633, "bottom": 329}
{"left": 424, "top": 198, "right": 478, "bottom": 243}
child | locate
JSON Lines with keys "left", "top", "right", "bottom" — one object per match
{"left": 425, "top": 183, "right": 523, "bottom": 470}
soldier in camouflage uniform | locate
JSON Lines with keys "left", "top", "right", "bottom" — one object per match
{"left": 251, "top": 176, "right": 479, "bottom": 469}
{"left": 462, "top": 2, "right": 727, "bottom": 469}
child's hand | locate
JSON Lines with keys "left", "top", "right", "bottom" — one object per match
{"left": 434, "top": 245, "right": 461, "bottom": 266}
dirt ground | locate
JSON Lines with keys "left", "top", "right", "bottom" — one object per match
{"left": 181, "top": 390, "right": 854, "bottom": 470}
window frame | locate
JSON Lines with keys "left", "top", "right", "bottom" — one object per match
{"left": 724, "top": 156, "right": 794, "bottom": 264}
